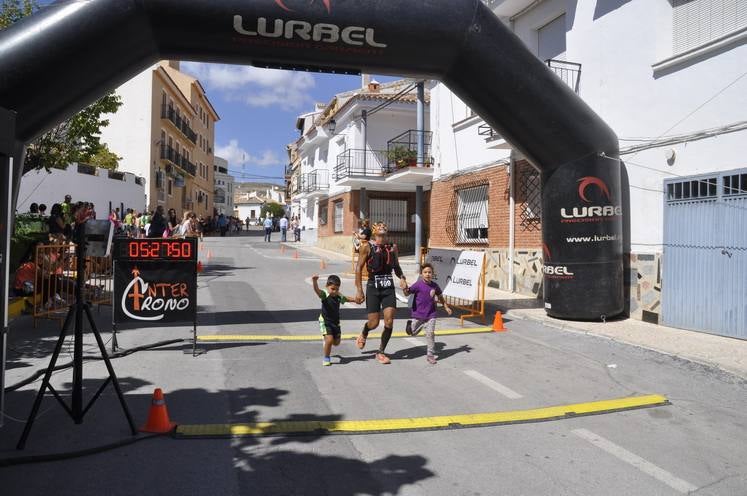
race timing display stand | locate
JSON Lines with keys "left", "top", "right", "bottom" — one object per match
{"left": 112, "top": 238, "right": 199, "bottom": 355}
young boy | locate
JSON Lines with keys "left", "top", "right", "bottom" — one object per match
{"left": 404, "top": 263, "right": 452, "bottom": 364}
{"left": 312, "top": 274, "right": 355, "bottom": 366}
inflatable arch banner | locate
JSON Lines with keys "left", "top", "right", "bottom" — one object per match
{"left": 0, "top": 0, "right": 625, "bottom": 321}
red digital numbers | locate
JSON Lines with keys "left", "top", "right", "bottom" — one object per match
{"left": 126, "top": 240, "right": 193, "bottom": 259}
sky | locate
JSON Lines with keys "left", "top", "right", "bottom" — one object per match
{"left": 180, "top": 63, "right": 396, "bottom": 186}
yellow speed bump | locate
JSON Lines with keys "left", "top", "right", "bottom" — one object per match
{"left": 175, "top": 394, "right": 669, "bottom": 438}
{"left": 197, "top": 327, "right": 494, "bottom": 343}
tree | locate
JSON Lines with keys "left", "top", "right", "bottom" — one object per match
{"left": 87, "top": 143, "right": 121, "bottom": 170}
{"left": 1, "top": 1, "right": 123, "bottom": 174}
{"left": 261, "top": 202, "right": 286, "bottom": 219}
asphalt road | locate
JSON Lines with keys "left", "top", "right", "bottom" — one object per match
{"left": 1, "top": 232, "right": 746, "bottom": 495}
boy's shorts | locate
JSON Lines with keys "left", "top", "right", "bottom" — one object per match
{"left": 319, "top": 317, "right": 341, "bottom": 337}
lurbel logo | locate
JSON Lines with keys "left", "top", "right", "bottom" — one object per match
{"left": 560, "top": 176, "right": 622, "bottom": 223}
{"left": 233, "top": 15, "right": 387, "bottom": 48}
{"left": 542, "top": 265, "right": 575, "bottom": 278}
{"left": 457, "top": 259, "right": 479, "bottom": 267}
{"left": 431, "top": 256, "right": 444, "bottom": 262}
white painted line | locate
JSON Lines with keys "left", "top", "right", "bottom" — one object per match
{"left": 572, "top": 428, "right": 698, "bottom": 494}
{"left": 404, "top": 337, "right": 423, "bottom": 346}
{"left": 463, "top": 370, "right": 523, "bottom": 399}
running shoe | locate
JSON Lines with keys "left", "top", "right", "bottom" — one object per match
{"left": 426, "top": 355, "right": 437, "bottom": 365}
{"left": 376, "top": 353, "right": 391, "bottom": 365}
{"left": 356, "top": 334, "right": 367, "bottom": 350}
{"left": 323, "top": 357, "right": 332, "bottom": 366}
{"left": 405, "top": 320, "right": 413, "bottom": 336}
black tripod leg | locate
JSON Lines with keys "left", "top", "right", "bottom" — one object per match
{"left": 111, "top": 323, "right": 118, "bottom": 354}
{"left": 84, "top": 304, "right": 137, "bottom": 435}
{"left": 17, "top": 305, "right": 75, "bottom": 450}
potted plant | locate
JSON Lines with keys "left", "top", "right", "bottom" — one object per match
{"left": 387, "top": 146, "right": 418, "bottom": 169}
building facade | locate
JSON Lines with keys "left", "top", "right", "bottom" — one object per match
{"left": 430, "top": 0, "right": 746, "bottom": 334}
{"left": 99, "top": 60, "right": 220, "bottom": 218}
{"left": 213, "top": 156, "right": 235, "bottom": 216}
{"left": 289, "top": 79, "right": 432, "bottom": 255}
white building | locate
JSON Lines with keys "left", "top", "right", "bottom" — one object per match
{"left": 291, "top": 78, "right": 431, "bottom": 255}
{"left": 234, "top": 182, "right": 286, "bottom": 204}
{"left": 213, "top": 156, "right": 235, "bottom": 216}
{"left": 17, "top": 164, "right": 146, "bottom": 215}
{"left": 235, "top": 198, "right": 265, "bottom": 225}
{"left": 430, "top": 0, "right": 747, "bottom": 334}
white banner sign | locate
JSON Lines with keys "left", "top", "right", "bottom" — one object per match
{"left": 426, "top": 249, "right": 484, "bottom": 301}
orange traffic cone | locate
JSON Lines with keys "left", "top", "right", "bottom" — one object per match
{"left": 140, "top": 388, "right": 177, "bottom": 433}
{"left": 196, "top": 261, "right": 203, "bottom": 273}
{"left": 492, "top": 311, "right": 506, "bottom": 332}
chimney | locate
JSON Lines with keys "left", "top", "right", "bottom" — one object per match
{"left": 361, "top": 74, "right": 371, "bottom": 89}
{"left": 367, "top": 79, "right": 381, "bottom": 93}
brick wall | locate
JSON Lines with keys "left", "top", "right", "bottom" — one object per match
{"left": 429, "top": 160, "right": 541, "bottom": 250}
{"left": 318, "top": 191, "right": 359, "bottom": 238}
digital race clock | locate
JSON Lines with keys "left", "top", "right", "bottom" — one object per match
{"left": 113, "top": 238, "right": 198, "bottom": 262}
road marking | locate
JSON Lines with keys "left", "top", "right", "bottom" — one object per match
{"left": 572, "top": 428, "right": 697, "bottom": 494}
{"left": 197, "top": 327, "right": 494, "bottom": 342}
{"left": 463, "top": 370, "right": 523, "bottom": 399}
{"left": 175, "top": 394, "right": 669, "bottom": 438}
{"left": 404, "top": 337, "right": 423, "bottom": 346}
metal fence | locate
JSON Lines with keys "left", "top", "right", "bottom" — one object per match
{"left": 546, "top": 59, "right": 582, "bottom": 93}
{"left": 335, "top": 149, "right": 389, "bottom": 180}
{"left": 33, "top": 242, "right": 113, "bottom": 326}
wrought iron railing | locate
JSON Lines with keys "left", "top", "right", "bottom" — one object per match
{"left": 301, "top": 170, "right": 330, "bottom": 193}
{"left": 161, "top": 105, "right": 198, "bottom": 144}
{"left": 335, "top": 149, "right": 389, "bottom": 181}
{"left": 160, "top": 145, "right": 196, "bottom": 176}
{"left": 546, "top": 59, "right": 581, "bottom": 94}
{"left": 386, "top": 130, "right": 433, "bottom": 170}
{"left": 478, "top": 123, "right": 501, "bottom": 140}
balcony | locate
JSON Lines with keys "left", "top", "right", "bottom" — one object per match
{"left": 386, "top": 130, "right": 434, "bottom": 170}
{"left": 335, "top": 148, "right": 433, "bottom": 190}
{"left": 546, "top": 59, "right": 581, "bottom": 94}
{"left": 160, "top": 145, "right": 197, "bottom": 177}
{"left": 300, "top": 170, "right": 330, "bottom": 197}
{"left": 161, "top": 105, "right": 198, "bottom": 144}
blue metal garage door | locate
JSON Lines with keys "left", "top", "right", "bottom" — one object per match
{"left": 662, "top": 169, "right": 747, "bottom": 339}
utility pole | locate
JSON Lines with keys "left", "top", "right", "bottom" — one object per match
{"left": 414, "top": 82, "right": 426, "bottom": 257}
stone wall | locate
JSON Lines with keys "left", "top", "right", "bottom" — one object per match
{"left": 629, "top": 252, "right": 662, "bottom": 324}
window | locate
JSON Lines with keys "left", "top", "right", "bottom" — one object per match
{"left": 666, "top": 177, "right": 718, "bottom": 201}
{"left": 673, "top": 0, "right": 747, "bottom": 54}
{"left": 168, "top": 179, "right": 173, "bottom": 196}
{"left": 334, "top": 201, "right": 344, "bottom": 232}
{"left": 162, "top": 92, "right": 167, "bottom": 106}
{"left": 457, "top": 185, "right": 489, "bottom": 243}
{"left": 319, "top": 148, "right": 329, "bottom": 163}
{"left": 370, "top": 199, "right": 408, "bottom": 231}
{"left": 518, "top": 168, "right": 542, "bottom": 231}
{"left": 724, "top": 173, "right": 747, "bottom": 196}
{"left": 160, "top": 130, "right": 166, "bottom": 145}
{"left": 537, "top": 14, "right": 567, "bottom": 61}
{"left": 319, "top": 203, "right": 329, "bottom": 225}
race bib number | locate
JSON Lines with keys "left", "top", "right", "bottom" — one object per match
{"left": 374, "top": 275, "right": 394, "bottom": 289}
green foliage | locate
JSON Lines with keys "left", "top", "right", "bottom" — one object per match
{"left": 0, "top": 1, "right": 123, "bottom": 174}
{"left": 387, "top": 145, "right": 417, "bottom": 168}
{"left": 0, "top": 0, "right": 37, "bottom": 28}
{"left": 11, "top": 213, "right": 47, "bottom": 269}
{"left": 87, "top": 143, "right": 121, "bottom": 170}
{"left": 261, "top": 202, "right": 286, "bottom": 219}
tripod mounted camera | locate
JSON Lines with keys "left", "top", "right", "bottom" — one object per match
{"left": 17, "top": 220, "right": 136, "bottom": 449}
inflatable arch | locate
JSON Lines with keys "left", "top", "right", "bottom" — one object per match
{"left": 0, "top": 0, "right": 624, "bottom": 320}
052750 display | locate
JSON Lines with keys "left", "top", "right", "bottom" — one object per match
{"left": 115, "top": 239, "right": 197, "bottom": 261}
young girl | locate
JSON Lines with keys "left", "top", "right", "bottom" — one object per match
{"left": 404, "top": 263, "right": 452, "bottom": 364}
{"left": 352, "top": 219, "right": 372, "bottom": 252}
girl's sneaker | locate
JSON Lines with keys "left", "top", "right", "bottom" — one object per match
{"left": 323, "top": 356, "right": 332, "bottom": 366}
{"left": 426, "top": 355, "right": 437, "bottom": 365}
{"left": 405, "top": 320, "right": 413, "bottom": 335}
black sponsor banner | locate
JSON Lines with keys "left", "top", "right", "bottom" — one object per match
{"left": 114, "top": 261, "right": 197, "bottom": 324}
{"left": 542, "top": 156, "right": 624, "bottom": 320}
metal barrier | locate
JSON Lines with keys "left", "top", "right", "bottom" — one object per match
{"left": 420, "top": 247, "right": 487, "bottom": 326}
{"left": 33, "top": 242, "right": 113, "bottom": 326}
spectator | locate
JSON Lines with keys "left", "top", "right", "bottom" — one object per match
{"left": 280, "top": 216, "right": 289, "bottom": 242}
{"left": 149, "top": 206, "right": 168, "bottom": 238}
{"left": 29, "top": 203, "right": 39, "bottom": 215}
{"left": 38, "top": 204, "right": 47, "bottom": 217}
{"left": 61, "top": 194, "right": 73, "bottom": 226}
{"left": 167, "top": 208, "right": 179, "bottom": 235}
{"left": 245, "top": 217, "right": 251, "bottom": 230}
{"left": 263, "top": 216, "right": 273, "bottom": 242}
{"left": 218, "top": 214, "right": 228, "bottom": 237}
{"left": 47, "top": 203, "right": 66, "bottom": 242}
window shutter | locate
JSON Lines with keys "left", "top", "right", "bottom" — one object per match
{"left": 673, "top": 0, "right": 747, "bottom": 54}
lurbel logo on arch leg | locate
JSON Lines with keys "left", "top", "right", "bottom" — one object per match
{"left": 560, "top": 176, "right": 622, "bottom": 223}
{"left": 541, "top": 244, "right": 575, "bottom": 279}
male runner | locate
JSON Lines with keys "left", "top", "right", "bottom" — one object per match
{"left": 355, "top": 222, "right": 408, "bottom": 364}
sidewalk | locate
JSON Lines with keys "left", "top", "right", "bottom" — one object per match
{"left": 483, "top": 286, "right": 747, "bottom": 380}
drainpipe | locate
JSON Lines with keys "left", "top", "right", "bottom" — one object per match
{"left": 415, "top": 81, "right": 426, "bottom": 256}
{"left": 508, "top": 151, "right": 516, "bottom": 293}
{"left": 361, "top": 109, "right": 367, "bottom": 175}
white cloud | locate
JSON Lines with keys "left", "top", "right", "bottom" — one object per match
{"left": 216, "top": 140, "right": 282, "bottom": 169}
{"left": 182, "top": 62, "right": 316, "bottom": 111}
